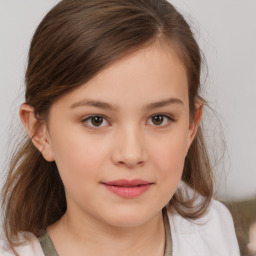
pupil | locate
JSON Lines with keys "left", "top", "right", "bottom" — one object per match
{"left": 152, "top": 115, "right": 163, "bottom": 125}
{"left": 92, "top": 116, "right": 103, "bottom": 126}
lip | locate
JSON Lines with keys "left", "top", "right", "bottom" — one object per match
{"left": 101, "top": 179, "right": 154, "bottom": 198}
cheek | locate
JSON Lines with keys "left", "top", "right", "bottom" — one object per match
{"left": 50, "top": 127, "right": 107, "bottom": 190}
{"left": 145, "top": 130, "right": 188, "bottom": 207}
{"left": 149, "top": 130, "right": 188, "bottom": 182}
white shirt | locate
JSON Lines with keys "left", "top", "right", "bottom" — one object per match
{"left": 0, "top": 200, "right": 240, "bottom": 256}
{"left": 168, "top": 200, "right": 240, "bottom": 255}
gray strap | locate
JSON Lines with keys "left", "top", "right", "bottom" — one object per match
{"left": 163, "top": 207, "right": 173, "bottom": 256}
{"left": 38, "top": 232, "right": 59, "bottom": 256}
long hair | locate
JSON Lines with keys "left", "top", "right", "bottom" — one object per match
{"left": 1, "top": 0, "right": 213, "bottom": 248}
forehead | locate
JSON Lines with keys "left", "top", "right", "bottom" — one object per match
{"left": 51, "top": 44, "right": 188, "bottom": 111}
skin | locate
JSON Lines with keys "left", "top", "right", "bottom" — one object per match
{"left": 248, "top": 222, "right": 256, "bottom": 254}
{"left": 20, "top": 43, "right": 201, "bottom": 256}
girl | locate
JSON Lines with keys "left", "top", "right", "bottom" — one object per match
{"left": 0, "top": 0, "right": 240, "bottom": 255}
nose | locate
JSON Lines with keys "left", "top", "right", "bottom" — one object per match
{"left": 111, "top": 125, "right": 147, "bottom": 169}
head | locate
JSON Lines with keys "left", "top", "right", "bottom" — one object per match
{"left": 2, "top": 0, "right": 213, "bottom": 242}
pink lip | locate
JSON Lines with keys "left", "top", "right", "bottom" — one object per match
{"left": 102, "top": 179, "right": 153, "bottom": 198}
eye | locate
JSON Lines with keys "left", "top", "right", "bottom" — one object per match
{"left": 147, "top": 114, "right": 174, "bottom": 126}
{"left": 81, "top": 115, "right": 109, "bottom": 128}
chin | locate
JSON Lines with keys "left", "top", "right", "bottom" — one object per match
{"left": 107, "top": 216, "right": 147, "bottom": 228}
{"left": 100, "top": 206, "right": 159, "bottom": 228}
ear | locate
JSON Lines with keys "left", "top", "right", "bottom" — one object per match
{"left": 19, "top": 103, "right": 55, "bottom": 162}
{"left": 186, "top": 102, "right": 203, "bottom": 152}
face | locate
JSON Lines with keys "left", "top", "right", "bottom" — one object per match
{"left": 41, "top": 44, "right": 198, "bottom": 227}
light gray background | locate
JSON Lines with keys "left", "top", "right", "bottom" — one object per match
{"left": 0, "top": 0, "right": 255, "bottom": 201}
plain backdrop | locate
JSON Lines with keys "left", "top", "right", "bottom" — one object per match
{"left": 0, "top": 0, "right": 255, "bottom": 201}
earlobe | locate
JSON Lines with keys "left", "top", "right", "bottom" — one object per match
{"left": 19, "top": 103, "right": 55, "bottom": 162}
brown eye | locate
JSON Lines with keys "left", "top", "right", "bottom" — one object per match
{"left": 82, "top": 115, "right": 109, "bottom": 128}
{"left": 91, "top": 116, "right": 103, "bottom": 126}
{"left": 151, "top": 115, "right": 164, "bottom": 125}
{"left": 147, "top": 114, "right": 173, "bottom": 127}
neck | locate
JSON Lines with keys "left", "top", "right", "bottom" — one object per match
{"left": 47, "top": 208, "right": 166, "bottom": 256}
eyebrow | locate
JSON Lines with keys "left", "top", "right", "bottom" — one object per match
{"left": 70, "top": 98, "right": 184, "bottom": 110}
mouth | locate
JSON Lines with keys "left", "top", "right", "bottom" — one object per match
{"left": 101, "top": 179, "right": 154, "bottom": 198}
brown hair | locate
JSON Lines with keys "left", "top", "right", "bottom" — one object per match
{"left": 1, "top": 0, "right": 213, "bottom": 249}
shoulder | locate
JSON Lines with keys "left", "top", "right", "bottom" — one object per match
{"left": 0, "top": 231, "right": 44, "bottom": 256}
{"left": 168, "top": 199, "right": 240, "bottom": 256}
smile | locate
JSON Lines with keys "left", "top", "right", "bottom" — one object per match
{"left": 101, "top": 179, "right": 154, "bottom": 198}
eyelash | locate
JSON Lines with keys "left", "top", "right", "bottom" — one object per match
{"left": 81, "top": 114, "right": 175, "bottom": 129}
